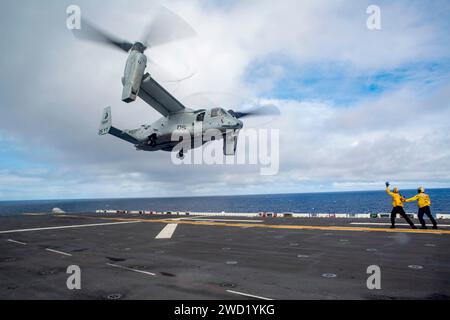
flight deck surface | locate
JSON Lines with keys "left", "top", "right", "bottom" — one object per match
{"left": 1, "top": 213, "right": 449, "bottom": 300}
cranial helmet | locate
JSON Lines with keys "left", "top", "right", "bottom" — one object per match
{"left": 418, "top": 186, "right": 425, "bottom": 193}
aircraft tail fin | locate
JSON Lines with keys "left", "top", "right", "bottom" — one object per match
{"left": 98, "top": 107, "right": 140, "bottom": 145}
{"left": 99, "top": 107, "right": 112, "bottom": 135}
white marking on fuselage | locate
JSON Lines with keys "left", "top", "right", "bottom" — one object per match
{"left": 226, "top": 290, "right": 273, "bottom": 300}
{"left": 7, "top": 239, "right": 27, "bottom": 245}
{"left": 155, "top": 223, "right": 178, "bottom": 239}
{"left": 107, "top": 263, "right": 156, "bottom": 276}
{"left": 0, "top": 221, "right": 141, "bottom": 234}
{"left": 45, "top": 248, "right": 72, "bottom": 256}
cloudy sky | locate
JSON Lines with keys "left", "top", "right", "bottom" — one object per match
{"left": 0, "top": 0, "right": 449, "bottom": 200}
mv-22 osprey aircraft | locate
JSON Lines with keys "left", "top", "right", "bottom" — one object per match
{"left": 75, "top": 7, "right": 279, "bottom": 159}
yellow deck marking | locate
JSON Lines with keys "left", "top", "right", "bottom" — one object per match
{"left": 66, "top": 215, "right": 450, "bottom": 235}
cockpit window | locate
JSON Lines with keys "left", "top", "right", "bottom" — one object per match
{"left": 211, "top": 108, "right": 226, "bottom": 117}
{"left": 211, "top": 108, "right": 219, "bottom": 117}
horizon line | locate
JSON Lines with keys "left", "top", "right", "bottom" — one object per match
{"left": 1, "top": 187, "right": 450, "bottom": 203}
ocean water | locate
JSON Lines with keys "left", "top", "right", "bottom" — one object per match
{"left": 0, "top": 189, "right": 449, "bottom": 216}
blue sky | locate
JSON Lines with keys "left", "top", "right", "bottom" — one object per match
{"left": 0, "top": 142, "right": 23, "bottom": 169}
{"left": 244, "top": 58, "right": 450, "bottom": 105}
{"left": 0, "top": 0, "right": 449, "bottom": 200}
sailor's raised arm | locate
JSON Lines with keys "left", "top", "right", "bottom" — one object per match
{"left": 405, "top": 195, "right": 419, "bottom": 203}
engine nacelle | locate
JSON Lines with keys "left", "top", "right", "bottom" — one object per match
{"left": 122, "top": 50, "right": 147, "bottom": 103}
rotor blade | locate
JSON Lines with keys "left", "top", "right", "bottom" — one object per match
{"left": 141, "top": 6, "right": 196, "bottom": 48}
{"left": 73, "top": 18, "right": 133, "bottom": 52}
{"left": 230, "top": 104, "right": 280, "bottom": 119}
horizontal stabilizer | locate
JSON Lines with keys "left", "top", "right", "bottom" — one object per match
{"left": 109, "top": 127, "right": 140, "bottom": 144}
{"left": 98, "top": 107, "right": 140, "bottom": 145}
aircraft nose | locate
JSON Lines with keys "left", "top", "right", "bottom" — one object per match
{"left": 223, "top": 117, "right": 243, "bottom": 129}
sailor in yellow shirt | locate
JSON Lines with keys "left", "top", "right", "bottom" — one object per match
{"left": 385, "top": 182, "right": 416, "bottom": 229}
{"left": 405, "top": 187, "right": 437, "bottom": 230}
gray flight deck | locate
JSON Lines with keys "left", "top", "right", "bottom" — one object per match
{"left": 0, "top": 212, "right": 449, "bottom": 300}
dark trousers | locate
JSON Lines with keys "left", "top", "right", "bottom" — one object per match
{"left": 418, "top": 206, "right": 437, "bottom": 227}
{"left": 391, "top": 206, "right": 415, "bottom": 228}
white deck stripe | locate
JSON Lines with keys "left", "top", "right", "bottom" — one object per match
{"left": 7, "top": 239, "right": 27, "bottom": 245}
{"left": 45, "top": 248, "right": 72, "bottom": 256}
{"left": 0, "top": 221, "right": 140, "bottom": 234}
{"left": 350, "top": 222, "right": 449, "bottom": 227}
{"left": 107, "top": 263, "right": 156, "bottom": 276}
{"left": 226, "top": 290, "right": 273, "bottom": 300}
{"left": 155, "top": 223, "right": 178, "bottom": 239}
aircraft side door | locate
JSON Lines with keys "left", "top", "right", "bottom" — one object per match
{"left": 193, "top": 111, "right": 206, "bottom": 140}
